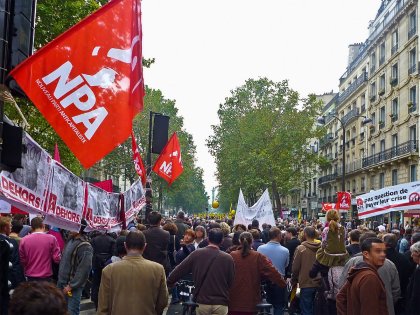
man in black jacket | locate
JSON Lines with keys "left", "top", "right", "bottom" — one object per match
{"left": 90, "top": 232, "right": 115, "bottom": 309}
{"left": 285, "top": 227, "right": 300, "bottom": 278}
{"left": 143, "top": 211, "right": 171, "bottom": 275}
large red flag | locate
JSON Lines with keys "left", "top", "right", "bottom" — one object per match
{"left": 131, "top": 131, "right": 146, "bottom": 185}
{"left": 152, "top": 133, "right": 183, "bottom": 185}
{"left": 9, "top": 0, "right": 144, "bottom": 168}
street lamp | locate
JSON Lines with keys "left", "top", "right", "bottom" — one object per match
{"left": 317, "top": 114, "right": 372, "bottom": 192}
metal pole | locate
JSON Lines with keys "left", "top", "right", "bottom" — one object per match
{"left": 145, "top": 111, "right": 153, "bottom": 223}
{"left": 342, "top": 126, "right": 346, "bottom": 192}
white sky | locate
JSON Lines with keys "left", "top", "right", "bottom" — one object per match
{"left": 142, "top": 0, "right": 381, "bottom": 198}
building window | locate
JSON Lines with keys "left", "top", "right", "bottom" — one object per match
{"left": 409, "top": 11, "right": 417, "bottom": 39}
{"left": 410, "top": 164, "right": 417, "bottom": 182}
{"left": 391, "top": 98, "right": 398, "bottom": 121}
{"left": 379, "top": 173, "right": 385, "bottom": 188}
{"left": 379, "top": 74, "right": 386, "bottom": 95}
{"left": 392, "top": 134, "right": 398, "bottom": 157}
{"left": 352, "top": 179, "right": 356, "bottom": 193}
{"left": 392, "top": 169, "right": 398, "bottom": 186}
{"left": 361, "top": 93, "right": 366, "bottom": 112}
{"left": 371, "top": 175, "right": 376, "bottom": 190}
{"left": 409, "top": 85, "right": 417, "bottom": 113}
{"left": 371, "top": 143, "right": 376, "bottom": 156}
{"left": 391, "top": 30, "right": 399, "bottom": 55}
{"left": 391, "top": 63, "right": 399, "bottom": 86}
{"left": 410, "top": 125, "right": 417, "bottom": 142}
{"left": 361, "top": 177, "right": 366, "bottom": 192}
{"left": 409, "top": 48, "right": 416, "bottom": 74}
{"left": 370, "top": 81, "right": 377, "bottom": 101}
{"left": 379, "top": 106, "right": 385, "bottom": 128}
{"left": 370, "top": 52, "right": 376, "bottom": 73}
{"left": 379, "top": 42, "right": 386, "bottom": 65}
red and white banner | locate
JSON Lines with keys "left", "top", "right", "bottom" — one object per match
{"left": 85, "top": 184, "right": 122, "bottom": 231}
{"left": 336, "top": 191, "right": 351, "bottom": 210}
{"left": 123, "top": 179, "right": 146, "bottom": 224}
{"left": 9, "top": 0, "right": 144, "bottom": 168}
{"left": 131, "top": 131, "right": 146, "bottom": 185}
{"left": 153, "top": 132, "right": 183, "bottom": 185}
{"left": 322, "top": 203, "right": 337, "bottom": 212}
{"left": 0, "top": 134, "right": 52, "bottom": 215}
{"left": 44, "top": 161, "right": 86, "bottom": 232}
{"left": 357, "top": 181, "right": 420, "bottom": 219}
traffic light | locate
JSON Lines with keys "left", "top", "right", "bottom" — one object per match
{"left": 5, "top": 0, "right": 37, "bottom": 97}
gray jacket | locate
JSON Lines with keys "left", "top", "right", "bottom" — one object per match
{"left": 58, "top": 236, "right": 93, "bottom": 289}
{"left": 338, "top": 254, "right": 400, "bottom": 315}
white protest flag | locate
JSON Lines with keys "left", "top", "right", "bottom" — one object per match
{"left": 0, "top": 133, "right": 51, "bottom": 215}
{"left": 124, "top": 179, "right": 146, "bottom": 225}
{"left": 43, "top": 161, "right": 86, "bottom": 232}
{"left": 357, "top": 181, "right": 420, "bottom": 219}
{"left": 233, "top": 189, "right": 276, "bottom": 227}
{"left": 86, "top": 183, "right": 122, "bottom": 232}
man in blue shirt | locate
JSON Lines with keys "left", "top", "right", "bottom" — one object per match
{"left": 258, "top": 227, "right": 289, "bottom": 315}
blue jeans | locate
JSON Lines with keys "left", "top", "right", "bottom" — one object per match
{"left": 60, "top": 286, "right": 83, "bottom": 315}
{"left": 266, "top": 284, "right": 286, "bottom": 315}
{"left": 300, "top": 287, "right": 317, "bottom": 315}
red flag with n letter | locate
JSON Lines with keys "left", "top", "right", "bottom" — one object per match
{"left": 336, "top": 191, "right": 352, "bottom": 210}
{"left": 131, "top": 131, "right": 146, "bottom": 185}
{"left": 9, "top": 0, "right": 144, "bottom": 168}
{"left": 152, "top": 132, "right": 183, "bottom": 185}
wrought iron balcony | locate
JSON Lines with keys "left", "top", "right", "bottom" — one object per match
{"left": 409, "top": 64, "right": 417, "bottom": 75}
{"left": 319, "top": 133, "right": 334, "bottom": 148}
{"left": 342, "top": 107, "right": 360, "bottom": 125}
{"left": 362, "top": 140, "right": 418, "bottom": 168}
{"left": 391, "top": 44, "right": 399, "bottom": 56}
{"left": 336, "top": 159, "right": 363, "bottom": 177}
{"left": 337, "top": 72, "right": 368, "bottom": 105}
{"left": 408, "top": 102, "right": 417, "bottom": 113}
{"left": 318, "top": 173, "right": 337, "bottom": 186}
{"left": 408, "top": 27, "right": 416, "bottom": 39}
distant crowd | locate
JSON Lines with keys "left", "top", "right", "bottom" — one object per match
{"left": 0, "top": 210, "right": 419, "bottom": 315}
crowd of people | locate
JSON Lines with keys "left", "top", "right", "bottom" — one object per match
{"left": 0, "top": 210, "right": 419, "bottom": 315}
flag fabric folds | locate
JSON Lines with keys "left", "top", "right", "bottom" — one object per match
{"left": 131, "top": 131, "right": 146, "bottom": 185}
{"left": 9, "top": 0, "right": 144, "bottom": 168}
{"left": 152, "top": 132, "right": 183, "bottom": 185}
{"left": 336, "top": 191, "right": 351, "bottom": 210}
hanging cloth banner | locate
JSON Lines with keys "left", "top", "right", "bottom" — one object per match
{"left": 0, "top": 133, "right": 51, "bottom": 215}
{"left": 336, "top": 191, "right": 351, "bottom": 210}
{"left": 233, "top": 189, "right": 276, "bottom": 227}
{"left": 9, "top": 0, "right": 144, "bottom": 168}
{"left": 357, "top": 181, "right": 420, "bottom": 219}
{"left": 153, "top": 132, "right": 184, "bottom": 185}
{"left": 43, "top": 161, "right": 86, "bottom": 232}
{"left": 123, "top": 179, "right": 146, "bottom": 225}
{"left": 85, "top": 183, "right": 122, "bottom": 231}
{"left": 131, "top": 131, "right": 146, "bottom": 185}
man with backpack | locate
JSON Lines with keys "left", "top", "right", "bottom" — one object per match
{"left": 90, "top": 231, "right": 115, "bottom": 309}
{"left": 57, "top": 220, "right": 93, "bottom": 315}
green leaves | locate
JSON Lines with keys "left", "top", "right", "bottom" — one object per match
{"left": 207, "top": 78, "right": 322, "bottom": 211}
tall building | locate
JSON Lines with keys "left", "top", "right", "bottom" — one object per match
{"left": 318, "top": 0, "right": 419, "bottom": 225}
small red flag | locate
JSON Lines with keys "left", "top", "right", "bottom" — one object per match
{"left": 131, "top": 131, "right": 146, "bottom": 185}
{"left": 9, "top": 0, "right": 144, "bottom": 168}
{"left": 53, "top": 143, "right": 61, "bottom": 163}
{"left": 93, "top": 179, "right": 113, "bottom": 192}
{"left": 322, "top": 203, "right": 336, "bottom": 212}
{"left": 336, "top": 192, "right": 352, "bottom": 210}
{"left": 152, "top": 132, "right": 183, "bottom": 185}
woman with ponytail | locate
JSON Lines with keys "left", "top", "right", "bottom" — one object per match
{"left": 228, "top": 232, "right": 286, "bottom": 315}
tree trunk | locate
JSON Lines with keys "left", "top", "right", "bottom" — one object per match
{"left": 272, "top": 181, "right": 282, "bottom": 218}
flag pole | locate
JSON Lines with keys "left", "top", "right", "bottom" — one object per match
{"left": 145, "top": 111, "right": 153, "bottom": 224}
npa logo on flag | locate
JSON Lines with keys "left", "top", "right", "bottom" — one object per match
{"left": 131, "top": 131, "right": 146, "bottom": 185}
{"left": 153, "top": 133, "right": 183, "bottom": 185}
{"left": 9, "top": 0, "right": 144, "bottom": 168}
{"left": 336, "top": 191, "right": 351, "bottom": 210}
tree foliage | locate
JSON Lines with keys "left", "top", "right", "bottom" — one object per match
{"left": 207, "top": 78, "right": 324, "bottom": 212}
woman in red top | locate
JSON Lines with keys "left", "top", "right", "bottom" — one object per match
{"left": 228, "top": 232, "right": 286, "bottom": 315}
